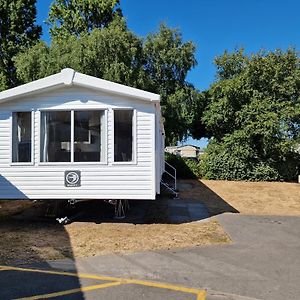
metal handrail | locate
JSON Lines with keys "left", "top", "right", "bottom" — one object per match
{"left": 165, "top": 161, "right": 176, "bottom": 173}
{"left": 164, "top": 161, "right": 177, "bottom": 191}
{"left": 165, "top": 170, "right": 175, "bottom": 179}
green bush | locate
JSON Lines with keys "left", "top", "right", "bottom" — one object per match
{"left": 250, "top": 162, "right": 279, "bottom": 181}
{"left": 199, "top": 138, "right": 299, "bottom": 181}
{"left": 199, "top": 151, "right": 252, "bottom": 180}
{"left": 165, "top": 152, "right": 201, "bottom": 179}
{"left": 274, "top": 153, "right": 300, "bottom": 181}
{"left": 184, "top": 158, "right": 202, "bottom": 178}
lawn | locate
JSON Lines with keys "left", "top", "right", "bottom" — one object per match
{"left": 0, "top": 199, "right": 229, "bottom": 265}
{"left": 180, "top": 179, "right": 300, "bottom": 216}
{"left": 1, "top": 179, "right": 299, "bottom": 265}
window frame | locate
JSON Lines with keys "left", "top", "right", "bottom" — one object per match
{"left": 112, "top": 108, "right": 137, "bottom": 165}
{"left": 38, "top": 109, "right": 108, "bottom": 165}
{"left": 10, "top": 110, "right": 35, "bottom": 166}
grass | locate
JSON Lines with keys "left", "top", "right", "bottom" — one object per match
{"left": 180, "top": 179, "right": 300, "bottom": 216}
{"left": 0, "top": 200, "right": 230, "bottom": 265}
{"left": 3, "top": 178, "right": 298, "bottom": 265}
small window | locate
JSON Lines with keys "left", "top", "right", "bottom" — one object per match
{"left": 74, "top": 111, "right": 105, "bottom": 162}
{"left": 12, "top": 112, "right": 32, "bottom": 163}
{"left": 40, "top": 111, "right": 71, "bottom": 162}
{"left": 114, "top": 110, "right": 133, "bottom": 162}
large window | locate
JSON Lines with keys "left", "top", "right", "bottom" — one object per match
{"left": 40, "top": 110, "right": 105, "bottom": 163}
{"left": 12, "top": 112, "right": 32, "bottom": 163}
{"left": 114, "top": 110, "right": 134, "bottom": 162}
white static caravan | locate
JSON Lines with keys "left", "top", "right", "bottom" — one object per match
{"left": 0, "top": 68, "right": 174, "bottom": 203}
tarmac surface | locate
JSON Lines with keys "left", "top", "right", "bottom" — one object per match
{"left": 1, "top": 214, "right": 299, "bottom": 299}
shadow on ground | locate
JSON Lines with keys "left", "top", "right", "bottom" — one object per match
{"left": 17, "top": 178, "right": 240, "bottom": 225}
{"left": 59, "top": 196, "right": 210, "bottom": 225}
{"left": 177, "top": 179, "right": 239, "bottom": 217}
{"left": 0, "top": 178, "right": 236, "bottom": 299}
{"left": 0, "top": 201, "right": 84, "bottom": 300}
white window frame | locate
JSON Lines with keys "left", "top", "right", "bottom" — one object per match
{"left": 112, "top": 108, "right": 137, "bottom": 165}
{"left": 38, "top": 108, "right": 108, "bottom": 165}
{"left": 10, "top": 110, "right": 34, "bottom": 166}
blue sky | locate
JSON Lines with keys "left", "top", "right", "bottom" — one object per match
{"left": 36, "top": 0, "right": 300, "bottom": 147}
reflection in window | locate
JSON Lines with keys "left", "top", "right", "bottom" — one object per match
{"left": 40, "top": 111, "right": 71, "bottom": 162}
{"left": 74, "top": 111, "right": 105, "bottom": 162}
{"left": 114, "top": 110, "right": 133, "bottom": 162}
{"left": 12, "top": 112, "right": 32, "bottom": 163}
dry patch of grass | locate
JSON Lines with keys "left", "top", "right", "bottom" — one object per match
{"left": 0, "top": 219, "right": 229, "bottom": 265}
{"left": 0, "top": 221, "right": 72, "bottom": 264}
{"left": 1, "top": 179, "right": 298, "bottom": 265}
{"left": 180, "top": 179, "right": 300, "bottom": 216}
{"left": 66, "top": 220, "right": 229, "bottom": 257}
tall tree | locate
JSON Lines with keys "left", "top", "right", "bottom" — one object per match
{"left": 143, "top": 24, "right": 198, "bottom": 144}
{"left": 16, "top": 21, "right": 200, "bottom": 144}
{"left": 47, "top": 0, "right": 122, "bottom": 37}
{"left": 199, "top": 48, "right": 300, "bottom": 181}
{"left": 0, "top": 0, "right": 41, "bottom": 90}
{"left": 15, "top": 17, "right": 144, "bottom": 87}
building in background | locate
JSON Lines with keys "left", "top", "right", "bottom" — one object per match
{"left": 165, "top": 145, "right": 204, "bottom": 159}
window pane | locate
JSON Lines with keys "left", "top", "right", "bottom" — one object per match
{"left": 74, "top": 111, "right": 105, "bottom": 162}
{"left": 40, "top": 111, "right": 71, "bottom": 162}
{"left": 114, "top": 110, "right": 133, "bottom": 162}
{"left": 12, "top": 112, "right": 32, "bottom": 163}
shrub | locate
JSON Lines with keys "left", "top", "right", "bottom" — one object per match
{"left": 250, "top": 162, "right": 279, "bottom": 181}
{"left": 274, "top": 153, "right": 300, "bottom": 181}
{"left": 184, "top": 158, "right": 202, "bottom": 178}
{"left": 165, "top": 152, "right": 200, "bottom": 179}
{"left": 199, "top": 138, "right": 299, "bottom": 181}
{"left": 198, "top": 138, "right": 252, "bottom": 180}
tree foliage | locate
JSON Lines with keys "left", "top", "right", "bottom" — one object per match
{"left": 47, "top": 0, "right": 122, "bottom": 37}
{"left": 15, "top": 19, "right": 199, "bottom": 144}
{"left": 165, "top": 153, "right": 197, "bottom": 179}
{"left": 199, "top": 49, "right": 300, "bottom": 181}
{"left": 143, "top": 24, "right": 199, "bottom": 143}
{"left": 0, "top": 0, "right": 41, "bottom": 90}
{"left": 15, "top": 17, "right": 144, "bottom": 87}
{"left": 5, "top": 1, "right": 300, "bottom": 181}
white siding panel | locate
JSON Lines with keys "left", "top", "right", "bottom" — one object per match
{"left": 0, "top": 112, "right": 11, "bottom": 165}
{"left": 0, "top": 86, "right": 157, "bottom": 200}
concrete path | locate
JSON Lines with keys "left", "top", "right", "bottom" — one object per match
{"left": 53, "top": 214, "right": 300, "bottom": 300}
{"left": 1, "top": 214, "right": 299, "bottom": 299}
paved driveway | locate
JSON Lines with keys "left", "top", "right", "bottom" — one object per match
{"left": 1, "top": 214, "right": 299, "bottom": 299}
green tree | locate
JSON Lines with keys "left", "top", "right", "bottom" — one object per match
{"left": 189, "top": 90, "right": 209, "bottom": 140}
{"left": 15, "top": 17, "right": 144, "bottom": 87}
{"left": 0, "top": 0, "right": 41, "bottom": 90}
{"left": 143, "top": 24, "right": 199, "bottom": 144}
{"left": 199, "top": 48, "right": 300, "bottom": 181}
{"left": 16, "top": 21, "right": 200, "bottom": 144}
{"left": 47, "top": 0, "right": 122, "bottom": 37}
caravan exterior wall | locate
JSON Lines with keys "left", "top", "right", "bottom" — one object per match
{"left": 0, "top": 85, "right": 162, "bottom": 200}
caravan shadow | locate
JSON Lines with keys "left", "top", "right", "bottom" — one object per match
{"left": 0, "top": 174, "right": 28, "bottom": 200}
{"left": 0, "top": 174, "right": 84, "bottom": 300}
{"left": 61, "top": 179, "right": 239, "bottom": 225}
{"left": 178, "top": 179, "right": 239, "bottom": 216}
{"left": 0, "top": 214, "right": 85, "bottom": 300}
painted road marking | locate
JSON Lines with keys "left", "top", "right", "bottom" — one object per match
{"left": 123, "top": 278, "right": 206, "bottom": 300}
{"left": 1, "top": 266, "right": 121, "bottom": 282}
{"left": 1, "top": 265, "right": 206, "bottom": 300}
{"left": 197, "top": 291, "right": 206, "bottom": 300}
{"left": 17, "top": 282, "right": 123, "bottom": 300}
